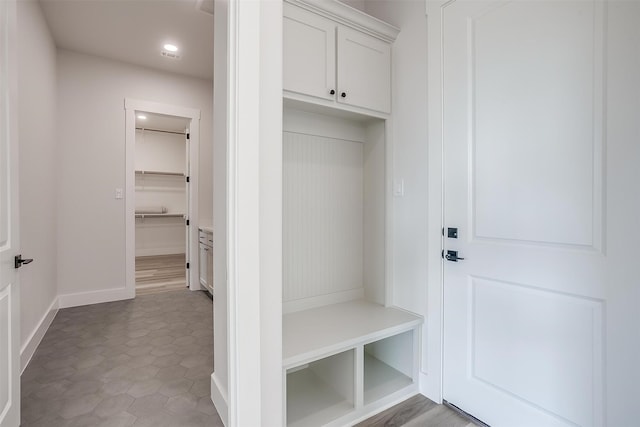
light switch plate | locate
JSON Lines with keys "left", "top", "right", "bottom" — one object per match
{"left": 115, "top": 188, "right": 123, "bottom": 199}
{"left": 393, "top": 179, "right": 404, "bottom": 197}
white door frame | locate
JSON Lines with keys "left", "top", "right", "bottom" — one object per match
{"left": 0, "top": 0, "right": 20, "bottom": 425}
{"left": 124, "top": 98, "right": 201, "bottom": 296}
{"left": 422, "top": 0, "right": 447, "bottom": 404}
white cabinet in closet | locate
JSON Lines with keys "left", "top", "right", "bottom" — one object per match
{"left": 283, "top": 1, "right": 398, "bottom": 115}
{"left": 198, "top": 229, "right": 213, "bottom": 295}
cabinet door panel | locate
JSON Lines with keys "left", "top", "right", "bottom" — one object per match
{"left": 206, "top": 249, "right": 214, "bottom": 294}
{"left": 284, "top": 4, "right": 336, "bottom": 100}
{"left": 337, "top": 26, "right": 391, "bottom": 113}
{"left": 199, "top": 244, "right": 208, "bottom": 288}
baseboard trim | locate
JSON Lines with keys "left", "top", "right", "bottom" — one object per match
{"left": 419, "top": 371, "right": 442, "bottom": 404}
{"left": 211, "top": 372, "right": 228, "bottom": 426}
{"left": 58, "top": 287, "right": 134, "bottom": 309}
{"left": 20, "top": 297, "right": 59, "bottom": 374}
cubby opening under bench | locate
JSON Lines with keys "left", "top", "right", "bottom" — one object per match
{"left": 284, "top": 301, "right": 421, "bottom": 427}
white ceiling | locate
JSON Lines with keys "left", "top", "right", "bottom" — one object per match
{"left": 40, "top": 0, "right": 214, "bottom": 80}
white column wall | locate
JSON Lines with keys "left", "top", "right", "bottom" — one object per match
{"left": 16, "top": 0, "right": 59, "bottom": 369}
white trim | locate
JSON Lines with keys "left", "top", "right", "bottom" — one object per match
{"left": 282, "top": 107, "right": 367, "bottom": 142}
{"left": 419, "top": 371, "right": 442, "bottom": 404}
{"left": 57, "top": 287, "right": 133, "bottom": 309}
{"left": 284, "top": 92, "right": 390, "bottom": 120}
{"left": 423, "top": 0, "right": 449, "bottom": 404}
{"left": 124, "top": 98, "right": 201, "bottom": 298}
{"left": 318, "top": 386, "right": 418, "bottom": 427}
{"left": 20, "top": 297, "right": 58, "bottom": 374}
{"left": 286, "top": 0, "right": 400, "bottom": 43}
{"left": 227, "top": 1, "right": 283, "bottom": 424}
{"left": 210, "top": 373, "right": 229, "bottom": 426}
{"left": 283, "top": 288, "right": 364, "bottom": 314}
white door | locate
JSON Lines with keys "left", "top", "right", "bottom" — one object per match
{"left": 443, "top": 1, "right": 607, "bottom": 426}
{"left": 0, "top": 0, "right": 20, "bottom": 426}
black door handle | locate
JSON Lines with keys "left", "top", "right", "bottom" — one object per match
{"left": 15, "top": 254, "right": 34, "bottom": 269}
{"left": 443, "top": 250, "right": 465, "bottom": 262}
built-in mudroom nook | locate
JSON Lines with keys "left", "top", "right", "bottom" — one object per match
{"left": 281, "top": 1, "right": 423, "bottom": 425}
{"left": 134, "top": 111, "right": 190, "bottom": 294}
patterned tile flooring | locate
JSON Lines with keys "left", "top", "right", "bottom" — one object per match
{"left": 21, "top": 290, "right": 222, "bottom": 427}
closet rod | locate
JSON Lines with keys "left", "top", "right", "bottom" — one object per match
{"left": 135, "top": 170, "right": 185, "bottom": 177}
{"left": 135, "top": 213, "right": 185, "bottom": 219}
{"left": 136, "top": 127, "right": 187, "bottom": 136}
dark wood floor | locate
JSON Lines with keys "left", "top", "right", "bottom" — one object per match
{"left": 357, "top": 394, "right": 477, "bottom": 427}
{"left": 135, "top": 254, "right": 187, "bottom": 295}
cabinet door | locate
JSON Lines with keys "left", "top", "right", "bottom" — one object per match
{"left": 199, "top": 244, "right": 208, "bottom": 288}
{"left": 337, "top": 26, "right": 391, "bottom": 113}
{"left": 206, "top": 248, "right": 214, "bottom": 295}
{"left": 284, "top": 4, "right": 336, "bottom": 101}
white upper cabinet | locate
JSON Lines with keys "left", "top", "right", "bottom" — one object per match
{"left": 336, "top": 26, "right": 391, "bottom": 113}
{"left": 284, "top": 4, "right": 336, "bottom": 101}
{"left": 283, "top": 0, "right": 398, "bottom": 115}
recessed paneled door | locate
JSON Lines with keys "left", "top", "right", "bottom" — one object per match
{"left": 0, "top": 0, "right": 20, "bottom": 426}
{"left": 442, "top": 1, "right": 606, "bottom": 426}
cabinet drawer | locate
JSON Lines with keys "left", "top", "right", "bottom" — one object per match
{"left": 199, "top": 230, "right": 212, "bottom": 243}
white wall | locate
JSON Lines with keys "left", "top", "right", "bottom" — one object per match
{"left": 135, "top": 129, "right": 186, "bottom": 174}
{"left": 17, "top": 0, "right": 59, "bottom": 362}
{"left": 135, "top": 129, "right": 187, "bottom": 256}
{"left": 211, "top": 0, "right": 229, "bottom": 422}
{"left": 56, "top": 50, "right": 213, "bottom": 299}
{"left": 364, "top": 0, "right": 430, "bottom": 378}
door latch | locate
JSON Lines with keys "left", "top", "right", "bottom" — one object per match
{"left": 443, "top": 250, "right": 465, "bottom": 262}
{"left": 15, "top": 254, "right": 34, "bottom": 269}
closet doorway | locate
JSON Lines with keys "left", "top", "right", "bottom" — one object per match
{"left": 124, "top": 99, "right": 201, "bottom": 297}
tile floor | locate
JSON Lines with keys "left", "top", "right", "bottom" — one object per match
{"left": 21, "top": 290, "right": 222, "bottom": 427}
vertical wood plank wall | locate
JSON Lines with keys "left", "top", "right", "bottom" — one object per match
{"left": 283, "top": 131, "right": 364, "bottom": 303}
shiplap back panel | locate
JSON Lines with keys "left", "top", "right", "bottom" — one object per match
{"left": 283, "top": 131, "right": 364, "bottom": 303}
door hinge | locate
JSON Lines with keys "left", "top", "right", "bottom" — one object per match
{"left": 186, "top": 219, "right": 190, "bottom": 226}
{"left": 186, "top": 262, "right": 190, "bottom": 269}
{"left": 186, "top": 133, "right": 190, "bottom": 140}
{"left": 186, "top": 176, "right": 190, "bottom": 183}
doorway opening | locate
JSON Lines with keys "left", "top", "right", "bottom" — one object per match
{"left": 134, "top": 112, "right": 191, "bottom": 294}
{"left": 125, "top": 99, "right": 201, "bottom": 297}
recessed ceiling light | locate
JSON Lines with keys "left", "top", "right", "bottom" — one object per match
{"left": 137, "top": 115, "right": 147, "bottom": 120}
{"left": 163, "top": 44, "right": 179, "bottom": 52}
